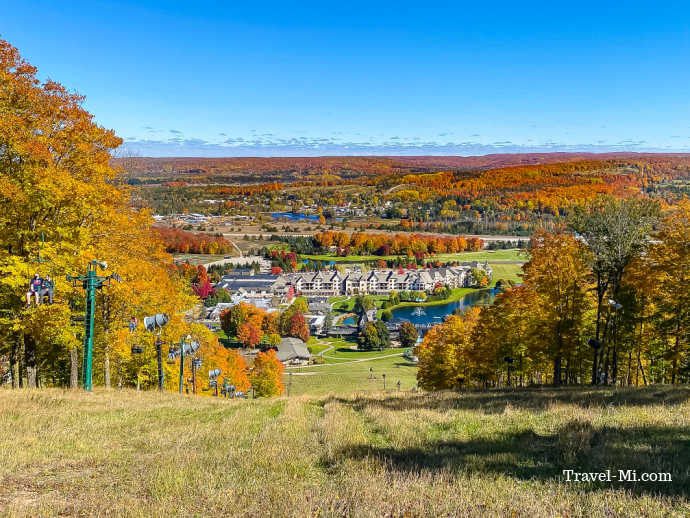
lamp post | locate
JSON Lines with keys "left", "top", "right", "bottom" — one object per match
{"left": 142, "top": 313, "right": 170, "bottom": 391}
{"left": 178, "top": 336, "right": 187, "bottom": 394}
{"left": 382, "top": 373, "right": 386, "bottom": 390}
{"left": 171, "top": 335, "right": 200, "bottom": 394}
{"left": 221, "top": 379, "right": 236, "bottom": 398}
{"left": 209, "top": 368, "right": 221, "bottom": 397}
{"left": 66, "top": 260, "right": 121, "bottom": 392}
{"left": 191, "top": 358, "right": 202, "bottom": 394}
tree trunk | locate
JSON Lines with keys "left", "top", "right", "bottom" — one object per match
{"left": 9, "top": 335, "right": 20, "bottom": 389}
{"left": 635, "top": 321, "right": 644, "bottom": 386}
{"left": 104, "top": 350, "right": 111, "bottom": 388}
{"left": 671, "top": 358, "right": 677, "bottom": 385}
{"left": 553, "top": 357, "right": 562, "bottom": 386}
{"left": 24, "top": 333, "right": 37, "bottom": 389}
{"left": 611, "top": 330, "right": 618, "bottom": 385}
{"left": 603, "top": 347, "right": 610, "bottom": 385}
{"left": 10, "top": 358, "right": 19, "bottom": 389}
{"left": 70, "top": 348, "right": 79, "bottom": 389}
{"left": 671, "top": 320, "right": 681, "bottom": 384}
{"left": 592, "top": 270, "right": 606, "bottom": 385}
{"left": 638, "top": 356, "right": 648, "bottom": 386}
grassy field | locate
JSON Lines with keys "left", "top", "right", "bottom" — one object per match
{"left": 330, "top": 294, "right": 389, "bottom": 312}
{"left": 171, "top": 253, "right": 229, "bottom": 265}
{"left": 286, "top": 352, "right": 416, "bottom": 394}
{"left": 301, "top": 248, "right": 528, "bottom": 264}
{"left": 490, "top": 262, "right": 524, "bottom": 284}
{"left": 1, "top": 386, "right": 688, "bottom": 517}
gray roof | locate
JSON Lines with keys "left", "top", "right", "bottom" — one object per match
{"left": 215, "top": 274, "right": 279, "bottom": 292}
{"left": 308, "top": 302, "right": 331, "bottom": 314}
{"left": 359, "top": 309, "right": 377, "bottom": 329}
{"left": 276, "top": 337, "right": 311, "bottom": 362}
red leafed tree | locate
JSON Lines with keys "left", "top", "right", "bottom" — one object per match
{"left": 287, "top": 312, "right": 310, "bottom": 342}
{"left": 193, "top": 280, "right": 215, "bottom": 299}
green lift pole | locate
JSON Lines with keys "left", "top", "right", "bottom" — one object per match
{"left": 67, "top": 260, "right": 120, "bottom": 392}
{"left": 81, "top": 265, "right": 97, "bottom": 391}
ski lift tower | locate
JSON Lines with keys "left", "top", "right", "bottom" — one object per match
{"left": 67, "top": 260, "right": 121, "bottom": 392}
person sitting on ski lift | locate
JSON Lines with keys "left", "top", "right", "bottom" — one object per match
{"left": 26, "top": 273, "right": 43, "bottom": 307}
{"left": 128, "top": 316, "right": 137, "bottom": 334}
{"left": 40, "top": 275, "right": 54, "bottom": 305}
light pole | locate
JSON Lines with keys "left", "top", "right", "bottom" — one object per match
{"left": 209, "top": 368, "right": 221, "bottom": 397}
{"left": 191, "top": 358, "right": 202, "bottom": 394}
{"left": 178, "top": 336, "right": 187, "bottom": 394}
{"left": 143, "top": 313, "right": 170, "bottom": 391}
{"left": 66, "top": 260, "right": 121, "bottom": 392}
{"left": 169, "top": 335, "right": 200, "bottom": 394}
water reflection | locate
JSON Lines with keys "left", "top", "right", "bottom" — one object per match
{"left": 391, "top": 289, "right": 496, "bottom": 325}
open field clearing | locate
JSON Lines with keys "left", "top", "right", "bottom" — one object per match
{"left": 490, "top": 262, "right": 524, "bottom": 283}
{"left": 300, "top": 248, "right": 528, "bottom": 264}
{"left": 285, "top": 353, "right": 415, "bottom": 395}
{"left": 1, "top": 387, "right": 688, "bottom": 517}
{"left": 171, "top": 253, "right": 230, "bottom": 265}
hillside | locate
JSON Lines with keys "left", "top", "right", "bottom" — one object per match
{"left": 116, "top": 152, "right": 690, "bottom": 179}
{"left": 2, "top": 387, "right": 688, "bottom": 517}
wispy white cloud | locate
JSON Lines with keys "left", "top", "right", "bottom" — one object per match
{"left": 119, "top": 134, "right": 690, "bottom": 157}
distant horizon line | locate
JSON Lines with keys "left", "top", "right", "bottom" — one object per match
{"left": 114, "top": 151, "right": 690, "bottom": 160}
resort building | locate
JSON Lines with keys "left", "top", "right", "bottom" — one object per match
{"left": 214, "top": 262, "right": 492, "bottom": 301}
{"left": 280, "top": 262, "right": 491, "bottom": 298}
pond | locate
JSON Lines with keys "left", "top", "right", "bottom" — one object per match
{"left": 391, "top": 289, "right": 497, "bottom": 326}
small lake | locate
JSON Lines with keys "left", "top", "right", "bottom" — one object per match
{"left": 391, "top": 289, "right": 497, "bottom": 326}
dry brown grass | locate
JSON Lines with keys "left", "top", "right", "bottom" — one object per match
{"left": 1, "top": 386, "right": 689, "bottom": 517}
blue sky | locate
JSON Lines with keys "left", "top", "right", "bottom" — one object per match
{"left": 3, "top": 1, "right": 690, "bottom": 157}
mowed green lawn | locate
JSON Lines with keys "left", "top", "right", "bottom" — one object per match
{"left": 490, "top": 262, "right": 524, "bottom": 284}
{"left": 301, "top": 248, "right": 528, "bottom": 264}
{"left": 1, "top": 386, "right": 688, "bottom": 517}
{"left": 285, "top": 350, "right": 417, "bottom": 395}
{"left": 433, "top": 248, "right": 529, "bottom": 263}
